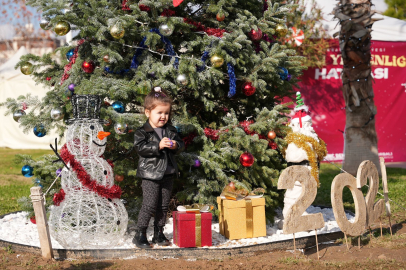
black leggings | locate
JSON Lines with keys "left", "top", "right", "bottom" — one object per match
{"left": 137, "top": 175, "right": 174, "bottom": 230}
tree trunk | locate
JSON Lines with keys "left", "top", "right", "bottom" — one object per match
{"left": 333, "top": 0, "right": 380, "bottom": 175}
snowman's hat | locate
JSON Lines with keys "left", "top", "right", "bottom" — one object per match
{"left": 291, "top": 92, "right": 311, "bottom": 127}
{"left": 67, "top": 95, "right": 106, "bottom": 124}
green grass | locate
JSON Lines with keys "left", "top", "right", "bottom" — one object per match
{"left": 316, "top": 162, "right": 406, "bottom": 213}
{"left": 0, "top": 148, "right": 53, "bottom": 175}
{"left": 0, "top": 148, "right": 53, "bottom": 216}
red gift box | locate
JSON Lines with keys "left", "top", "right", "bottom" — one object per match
{"left": 173, "top": 211, "right": 212, "bottom": 248}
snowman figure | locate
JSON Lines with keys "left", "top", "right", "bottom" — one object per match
{"left": 281, "top": 92, "right": 327, "bottom": 219}
{"left": 49, "top": 95, "right": 128, "bottom": 249}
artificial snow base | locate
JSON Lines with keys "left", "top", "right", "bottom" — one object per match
{"left": 0, "top": 206, "right": 353, "bottom": 251}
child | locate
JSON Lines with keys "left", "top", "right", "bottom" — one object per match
{"left": 132, "top": 88, "right": 185, "bottom": 249}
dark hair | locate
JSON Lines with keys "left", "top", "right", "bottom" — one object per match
{"left": 144, "top": 88, "right": 173, "bottom": 112}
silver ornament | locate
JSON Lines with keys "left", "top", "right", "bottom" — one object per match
{"left": 40, "top": 17, "right": 52, "bottom": 30}
{"left": 13, "top": 109, "right": 26, "bottom": 123}
{"left": 176, "top": 74, "right": 188, "bottom": 86}
{"left": 50, "top": 107, "right": 64, "bottom": 121}
{"left": 159, "top": 24, "right": 174, "bottom": 36}
{"left": 114, "top": 122, "right": 128, "bottom": 134}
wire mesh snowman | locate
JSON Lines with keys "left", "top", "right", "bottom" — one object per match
{"left": 49, "top": 95, "right": 128, "bottom": 249}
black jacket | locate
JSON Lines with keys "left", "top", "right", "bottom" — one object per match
{"left": 134, "top": 121, "right": 185, "bottom": 180}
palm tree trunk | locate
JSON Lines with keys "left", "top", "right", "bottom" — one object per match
{"left": 333, "top": 0, "right": 380, "bottom": 175}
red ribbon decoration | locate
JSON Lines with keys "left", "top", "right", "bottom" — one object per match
{"left": 53, "top": 189, "right": 65, "bottom": 206}
{"left": 60, "top": 39, "right": 85, "bottom": 85}
{"left": 60, "top": 144, "right": 122, "bottom": 199}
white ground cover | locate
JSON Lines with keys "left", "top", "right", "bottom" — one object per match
{"left": 0, "top": 206, "right": 353, "bottom": 250}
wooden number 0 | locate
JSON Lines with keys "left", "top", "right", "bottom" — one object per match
{"left": 278, "top": 166, "right": 325, "bottom": 234}
{"left": 331, "top": 160, "right": 385, "bottom": 236}
{"left": 331, "top": 172, "right": 366, "bottom": 236}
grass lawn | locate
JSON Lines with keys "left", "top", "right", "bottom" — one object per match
{"left": 0, "top": 147, "right": 405, "bottom": 216}
{"left": 316, "top": 162, "right": 406, "bottom": 213}
{"left": 0, "top": 148, "right": 53, "bottom": 216}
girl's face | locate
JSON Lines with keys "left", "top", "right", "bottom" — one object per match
{"left": 145, "top": 103, "right": 171, "bottom": 128}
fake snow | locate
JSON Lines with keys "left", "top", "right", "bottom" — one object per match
{"left": 0, "top": 206, "right": 354, "bottom": 250}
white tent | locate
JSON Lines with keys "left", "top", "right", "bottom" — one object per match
{"left": 0, "top": 46, "right": 62, "bottom": 149}
{"left": 309, "top": 0, "right": 406, "bottom": 42}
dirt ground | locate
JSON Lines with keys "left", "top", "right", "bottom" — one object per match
{"left": 1, "top": 216, "right": 406, "bottom": 270}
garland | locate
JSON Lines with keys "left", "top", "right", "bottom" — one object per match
{"left": 53, "top": 188, "right": 65, "bottom": 206}
{"left": 204, "top": 121, "right": 278, "bottom": 149}
{"left": 60, "top": 144, "right": 122, "bottom": 199}
{"left": 282, "top": 132, "right": 327, "bottom": 187}
{"left": 60, "top": 39, "right": 85, "bottom": 85}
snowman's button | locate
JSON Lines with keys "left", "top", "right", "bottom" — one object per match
{"left": 108, "top": 198, "right": 112, "bottom": 202}
{"left": 117, "top": 220, "right": 121, "bottom": 225}
{"left": 104, "top": 170, "right": 107, "bottom": 175}
{"left": 90, "top": 125, "right": 94, "bottom": 130}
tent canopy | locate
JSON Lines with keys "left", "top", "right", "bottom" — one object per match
{"left": 0, "top": 46, "right": 63, "bottom": 149}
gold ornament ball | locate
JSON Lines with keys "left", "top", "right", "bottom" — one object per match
{"left": 275, "top": 24, "right": 288, "bottom": 36}
{"left": 110, "top": 25, "right": 125, "bottom": 39}
{"left": 103, "top": 54, "right": 110, "bottom": 63}
{"left": 54, "top": 21, "right": 71, "bottom": 36}
{"left": 267, "top": 130, "right": 276, "bottom": 140}
{"left": 20, "top": 62, "right": 33, "bottom": 75}
{"left": 210, "top": 54, "right": 224, "bottom": 68}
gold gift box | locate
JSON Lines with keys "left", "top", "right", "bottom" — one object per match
{"left": 217, "top": 197, "right": 266, "bottom": 240}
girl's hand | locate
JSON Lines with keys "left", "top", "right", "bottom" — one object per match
{"left": 159, "top": 137, "right": 173, "bottom": 150}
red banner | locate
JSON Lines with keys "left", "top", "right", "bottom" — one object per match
{"left": 297, "top": 39, "right": 406, "bottom": 162}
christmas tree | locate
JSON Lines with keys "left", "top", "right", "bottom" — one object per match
{"left": 2, "top": 0, "right": 306, "bottom": 222}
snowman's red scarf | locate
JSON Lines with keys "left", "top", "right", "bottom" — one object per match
{"left": 60, "top": 144, "right": 122, "bottom": 199}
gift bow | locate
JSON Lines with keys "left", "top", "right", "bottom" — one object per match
{"left": 177, "top": 204, "right": 213, "bottom": 212}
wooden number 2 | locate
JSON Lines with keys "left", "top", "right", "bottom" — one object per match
{"left": 331, "top": 172, "right": 366, "bottom": 236}
{"left": 357, "top": 160, "right": 385, "bottom": 227}
{"left": 278, "top": 166, "right": 325, "bottom": 234}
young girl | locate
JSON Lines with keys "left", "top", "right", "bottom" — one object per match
{"left": 132, "top": 88, "right": 185, "bottom": 249}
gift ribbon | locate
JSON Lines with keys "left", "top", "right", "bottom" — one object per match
{"left": 218, "top": 198, "right": 254, "bottom": 238}
{"left": 245, "top": 199, "right": 253, "bottom": 238}
{"left": 195, "top": 212, "right": 202, "bottom": 247}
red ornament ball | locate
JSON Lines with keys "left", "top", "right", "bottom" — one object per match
{"left": 30, "top": 216, "right": 36, "bottom": 224}
{"left": 216, "top": 13, "right": 225, "bottom": 22}
{"left": 82, "top": 60, "right": 96, "bottom": 73}
{"left": 242, "top": 82, "right": 256, "bottom": 96}
{"left": 115, "top": 175, "right": 124, "bottom": 182}
{"left": 240, "top": 152, "right": 254, "bottom": 167}
{"left": 267, "top": 130, "right": 276, "bottom": 140}
{"left": 249, "top": 28, "right": 263, "bottom": 41}
{"left": 46, "top": 77, "right": 52, "bottom": 81}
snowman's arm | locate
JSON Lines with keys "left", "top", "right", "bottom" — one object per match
{"left": 134, "top": 129, "right": 161, "bottom": 157}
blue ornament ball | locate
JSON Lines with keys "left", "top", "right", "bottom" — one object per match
{"left": 112, "top": 101, "right": 125, "bottom": 113}
{"left": 66, "top": 49, "right": 75, "bottom": 61}
{"left": 22, "top": 165, "right": 34, "bottom": 177}
{"left": 33, "top": 124, "right": 47, "bottom": 137}
{"left": 34, "top": 178, "right": 43, "bottom": 188}
{"left": 278, "top": 67, "right": 289, "bottom": 81}
{"left": 175, "top": 126, "right": 181, "bottom": 134}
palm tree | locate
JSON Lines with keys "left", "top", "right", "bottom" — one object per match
{"left": 332, "top": 0, "right": 380, "bottom": 175}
